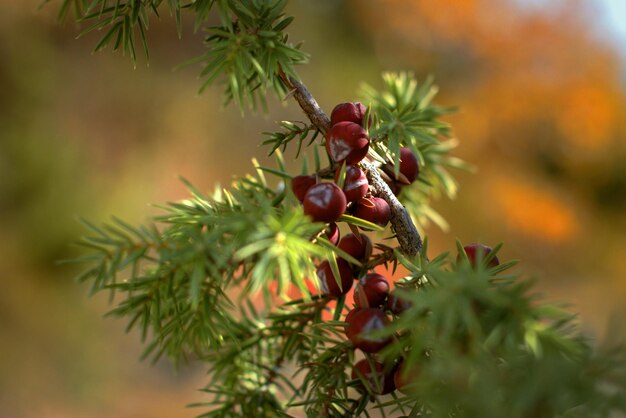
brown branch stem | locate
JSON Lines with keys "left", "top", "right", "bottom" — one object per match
{"left": 361, "top": 159, "right": 423, "bottom": 256}
{"left": 281, "top": 74, "right": 423, "bottom": 257}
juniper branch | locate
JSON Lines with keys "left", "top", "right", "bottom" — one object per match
{"left": 280, "top": 73, "right": 424, "bottom": 257}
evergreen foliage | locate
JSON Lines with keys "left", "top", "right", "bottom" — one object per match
{"left": 53, "top": 1, "right": 626, "bottom": 416}
{"left": 51, "top": 0, "right": 306, "bottom": 109}
{"left": 361, "top": 73, "right": 471, "bottom": 230}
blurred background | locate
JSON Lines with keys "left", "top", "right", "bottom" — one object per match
{"left": 1, "top": 0, "right": 625, "bottom": 416}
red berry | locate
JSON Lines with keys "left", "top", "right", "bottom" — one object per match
{"left": 303, "top": 183, "right": 347, "bottom": 223}
{"left": 372, "top": 197, "right": 391, "bottom": 225}
{"left": 325, "top": 222, "right": 340, "bottom": 245}
{"left": 335, "top": 165, "right": 369, "bottom": 203}
{"left": 354, "top": 197, "right": 391, "bottom": 227}
{"left": 291, "top": 175, "right": 316, "bottom": 203}
{"left": 353, "top": 197, "right": 376, "bottom": 223}
{"left": 344, "top": 307, "right": 362, "bottom": 324}
{"left": 325, "top": 121, "right": 369, "bottom": 164}
{"left": 330, "top": 102, "right": 369, "bottom": 128}
{"left": 355, "top": 273, "right": 390, "bottom": 308}
{"left": 461, "top": 243, "right": 500, "bottom": 267}
{"left": 345, "top": 308, "right": 392, "bottom": 353}
{"left": 337, "top": 233, "right": 372, "bottom": 264}
{"left": 317, "top": 259, "right": 354, "bottom": 298}
{"left": 394, "top": 361, "right": 420, "bottom": 394}
{"left": 351, "top": 359, "right": 396, "bottom": 395}
{"left": 387, "top": 290, "right": 412, "bottom": 316}
{"left": 398, "top": 147, "right": 420, "bottom": 184}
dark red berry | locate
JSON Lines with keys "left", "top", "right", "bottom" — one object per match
{"left": 353, "top": 197, "right": 376, "bottom": 223}
{"left": 355, "top": 273, "right": 390, "bottom": 308}
{"left": 372, "top": 197, "right": 391, "bottom": 226}
{"left": 345, "top": 308, "right": 392, "bottom": 353}
{"left": 398, "top": 147, "right": 420, "bottom": 184}
{"left": 330, "top": 102, "right": 369, "bottom": 128}
{"left": 351, "top": 359, "right": 396, "bottom": 395}
{"left": 353, "top": 197, "right": 391, "bottom": 227}
{"left": 344, "top": 307, "right": 362, "bottom": 324}
{"left": 325, "top": 222, "right": 340, "bottom": 245}
{"left": 387, "top": 290, "right": 412, "bottom": 316}
{"left": 337, "top": 233, "right": 372, "bottom": 264}
{"left": 317, "top": 259, "right": 353, "bottom": 298}
{"left": 461, "top": 243, "right": 500, "bottom": 267}
{"left": 325, "top": 121, "right": 369, "bottom": 164}
{"left": 303, "top": 183, "right": 347, "bottom": 223}
{"left": 291, "top": 175, "right": 316, "bottom": 203}
{"left": 394, "top": 361, "right": 420, "bottom": 394}
{"left": 335, "top": 165, "right": 369, "bottom": 203}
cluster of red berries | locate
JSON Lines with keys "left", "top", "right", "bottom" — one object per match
{"left": 292, "top": 101, "right": 420, "bottom": 231}
{"left": 344, "top": 278, "right": 413, "bottom": 395}
{"left": 288, "top": 101, "right": 421, "bottom": 396}
{"left": 381, "top": 147, "right": 421, "bottom": 196}
{"left": 292, "top": 101, "right": 500, "bottom": 397}
{"left": 345, "top": 243, "right": 500, "bottom": 396}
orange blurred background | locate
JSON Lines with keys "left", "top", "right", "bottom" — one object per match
{"left": 1, "top": 0, "right": 625, "bottom": 416}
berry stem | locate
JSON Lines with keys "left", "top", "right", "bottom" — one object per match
{"left": 280, "top": 73, "right": 423, "bottom": 257}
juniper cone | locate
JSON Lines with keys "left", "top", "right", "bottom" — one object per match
{"left": 354, "top": 273, "right": 390, "bottom": 308}
{"left": 353, "top": 196, "right": 391, "bottom": 227}
{"left": 330, "top": 102, "right": 370, "bottom": 128}
{"left": 54, "top": 1, "right": 626, "bottom": 417}
{"left": 387, "top": 290, "right": 413, "bottom": 316}
{"left": 317, "top": 259, "right": 354, "bottom": 298}
{"left": 345, "top": 308, "right": 393, "bottom": 353}
{"left": 302, "top": 182, "right": 347, "bottom": 223}
{"left": 398, "top": 147, "right": 420, "bottom": 183}
{"left": 325, "top": 121, "right": 370, "bottom": 164}
{"left": 462, "top": 242, "right": 500, "bottom": 267}
{"left": 335, "top": 165, "right": 369, "bottom": 203}
{"left": 291, "top": 174, "right": 317, "bottom": 202}
{"left": 337, "top": 233, "right": 373, "bottom": 264}
{"left": 351, "top": 359, "right": 396, "bottom": 395}
{"left": 325, "top": 222, "right": 341, "bottom": 245}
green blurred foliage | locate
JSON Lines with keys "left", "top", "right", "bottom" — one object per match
{"left": 0, "top": 0, "right": 624, "bottom": 416}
